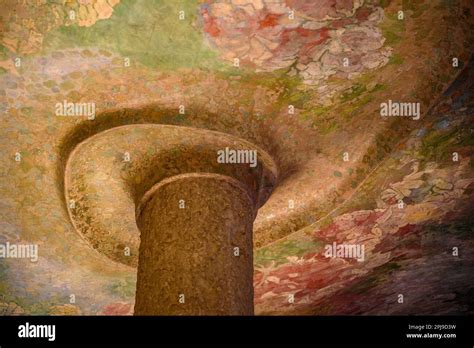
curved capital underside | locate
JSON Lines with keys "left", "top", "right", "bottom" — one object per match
{"left": 65, "top": 124, "right": 278, "bottom": 267}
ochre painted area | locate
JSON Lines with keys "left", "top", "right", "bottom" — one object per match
{"left": 0, "top": 0, "right": 473, "bottom": 315}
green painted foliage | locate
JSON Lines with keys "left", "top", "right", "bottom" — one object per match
{"left": 255, "top": 239, "right": 323, "bottom": 267}
{"left": 43, "top": 0, "right": 221, "bottom": 70}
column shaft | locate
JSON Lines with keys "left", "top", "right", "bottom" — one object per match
{"left": 134, "top": 174, "right": 255, "bottom": 315}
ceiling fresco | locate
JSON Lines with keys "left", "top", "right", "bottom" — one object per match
{"left": 0, "top": 0, "right": 473, "bottom": 316}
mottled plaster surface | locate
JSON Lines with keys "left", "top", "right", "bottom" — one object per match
{"left": 0, "top": 0, "right": 473, "bottom": 315}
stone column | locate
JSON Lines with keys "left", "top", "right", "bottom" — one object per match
{"left": 134, "top": 173, "right": 255, "bottom": 315}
